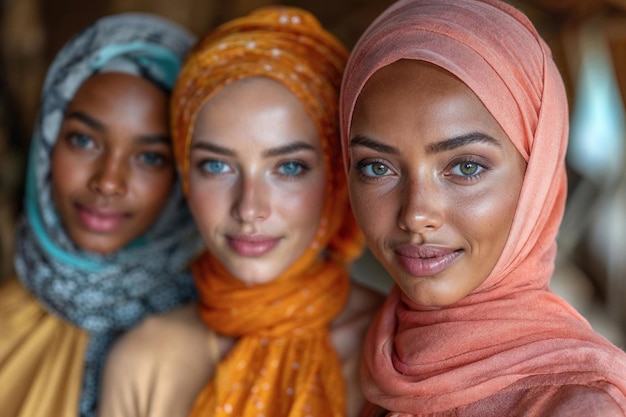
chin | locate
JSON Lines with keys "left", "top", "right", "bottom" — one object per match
{"left": 71, "top": 238, "right": 110, "bottom": 255}
{"left": 226, "top": 266, "right": 276, "bottom": 286}
{"left": 238, "top": 275, "right": 276, "bottom": 286}
{"left": 81, "top": 244, "right": 121, "bottom": 255}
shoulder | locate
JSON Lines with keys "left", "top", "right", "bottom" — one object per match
{"left": 0, "top": 276, "right": 36, "bottom": 308}
{"left": 108, "top": 302, "right": 212, "bottom": 363}
{"left": 542, "top": 384, "right": 624, "bottom": 417}
{"left": 333, "top": 280, "right": 385, "bottom": 330}
{"left": 330, "top": 280, "right": 385, "bottom": 360}
{"left": 330, "top": 281, "right": 385, "bottom": 417}
{"left": 99, "top": 303, "right": 218, "bottom": 417}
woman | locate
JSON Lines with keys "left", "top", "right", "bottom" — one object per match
{"left": 339, "top": 0, "right": 626, "bottom": 415}
{"left": 0, "top": 13, "right": 201, "bottom": 417}
{"left": 100, "top": 7, "right": 383, "bottom": 417}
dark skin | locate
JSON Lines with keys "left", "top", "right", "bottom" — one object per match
{"left": 348, "top": 60, "right": 526, "bottom": 308}
{"left": 51, "top": 72, "right": 175, "bottom": 254}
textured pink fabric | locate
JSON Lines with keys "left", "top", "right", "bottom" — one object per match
{"left": 339, "top": 0, "right": 626, "bottom": 414}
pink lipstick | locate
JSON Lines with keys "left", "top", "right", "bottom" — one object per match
{"left": 394, "top": 244, "right": 461, "bottom": 277}
{"left": 76, "top": 204, "right": 128, "bottom": 233}
{"left": 227, "top": 234, "right": 281, "bottom": 257}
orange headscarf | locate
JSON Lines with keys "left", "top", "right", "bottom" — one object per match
{"left": 172, "top": 6, "right": 363, "bottom": 416}
{"left": 340, "top": 0, "right": 626, "bottom": 414}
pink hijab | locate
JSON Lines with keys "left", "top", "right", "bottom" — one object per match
{"left": 340, "top": 0, "right": 626, "bottom": 414}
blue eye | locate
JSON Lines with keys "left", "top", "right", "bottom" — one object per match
{"left": 278, "top": 161, "right": 305, "bottom": 177}
{"left": 68, "top": 133, "right": 94, "bottom": 149}
{"left": 139, "top": 152, "right": 165, "bottom": 167}
{"left": 202, "top": 160, "right": 229, "bottom": 174}
{"left": 359, "top": 161, "right": 391, "bottom": 177}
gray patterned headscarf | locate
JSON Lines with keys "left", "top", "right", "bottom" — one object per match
{"left": 13, "top": 13, "right": 203, "bottom": 417}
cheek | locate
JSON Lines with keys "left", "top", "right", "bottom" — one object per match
{"left": 281, "top": 181, "right": 326, "bottom": 229}
{"left": 348, "top": 188, "right": 369, "bottom": 231}
{"left": 50, "top": 147, "right": 78, "bottom": 207}
{"left": 188, "top": 186, "right": 223, "bottom": 237}
{"left": 348, "top": 177, "right": 392, "bottom": 240}
{"left": 133, "top": 171, "right": 175, "bottom": 219}
{"left": 456, "top": 183, "right": 520, "bottom": 255}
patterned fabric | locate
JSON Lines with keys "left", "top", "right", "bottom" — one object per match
{"left": 171, "top": 7, "right": 363, "bottom": 416}
{"left": 12, "top": 13, "right": 202, "bottom": 417}
{"left": 339, "top": 0, "right": 626, "bottom": 415}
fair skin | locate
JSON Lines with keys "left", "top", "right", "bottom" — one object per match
{"left": 188, "top": 77, "right": 326, "bottom": 285}
{"left": 51, "top": 72, "right": 175, "bottom": 254}
{"left": 348, "top": 60, "right": 527, "bottom": 308}
{"left": 99, "top": 77, "right": 383, "bottom": 417}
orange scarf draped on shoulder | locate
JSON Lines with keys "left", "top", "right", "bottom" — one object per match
{"left": 171, "top": 7, "right": 363, "bottom": 416}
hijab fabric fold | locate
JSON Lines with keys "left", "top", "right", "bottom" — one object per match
{"left": 171, "top": 7, "right": 363, "bottom": 416}
{"left": 9, "top": 13, "right": 201, "bottom": 417}
{"left": 339, "top": 0, "right": 626, "bottom": 414}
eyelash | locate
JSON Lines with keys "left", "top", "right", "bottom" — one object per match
{"left": 196, "top": 159, "right": 312, "bottom": 179}
{"left": 277, "top": 160, "right": 310, "bottom": 179}
{"left": 66, "top": 131, "right": 95, "bottom": 149}
{"left": 138, "top": 151, "right": 169, "bottom": 167}
{"left": 445, "top": 157, "right": 491, "bottom": 182}
{"left": 354, "top": 157, "right": 492, "bottom": 183}
{"left": 197, "top": 159, "right": 231, "bottom": 176}
{"left": 354, "top": 159, "right": 394, "bottom": 182}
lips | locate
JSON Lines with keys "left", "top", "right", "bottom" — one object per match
{"left": 394, "top": 244, "right": 461, "bottom": 277}
{"left": 76, "top": 203, "right": 129, "bottom": 233}
{"left": 227, "top": 234, "right": 281, "bottom": 257}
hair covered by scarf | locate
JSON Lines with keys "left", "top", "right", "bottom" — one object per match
{"left": 171, "top": 6, "right": 363, "bottom": 417}
{"left": 13, "top": 13, "right": 202, "bottom": 417}
{"left": 340, "top": 0, "right": 626, "bottom": 414}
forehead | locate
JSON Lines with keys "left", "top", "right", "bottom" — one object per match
{"left": 76, "top": 71, "right": 161, "bottom": 93}
{"left": 62, "top": 72, "right": 170, "bottom": 140}
{"left": 207, "top": 77, "right": 297, "bottom": 106}
{"left": 192, "top": 77, "right": 321, "bottom": 149}
{"left": 352, "top": 60, "right": 506, "bottom": 139}
{"left": 68, "top": 72, "right": 168, "bottom": 114}
{"left": 356, "top": 60, "right": 477, "bottom": 111}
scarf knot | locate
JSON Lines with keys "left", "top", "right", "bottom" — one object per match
{"left": 190, "top": 250, "right": 349, "bottom": 416}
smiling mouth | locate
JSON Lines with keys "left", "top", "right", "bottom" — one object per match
{"left": 227, "top": 235, "right": 281, "bottom": 257}
{"left": 394, "top": 246, "right": 462, "bottom": 277}
{"left": 76, "top": 204, "right": 129, "bottom": 233}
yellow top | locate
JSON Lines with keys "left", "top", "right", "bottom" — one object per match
{"left": 0, "top": 277, "right": 88, "bottom": 417}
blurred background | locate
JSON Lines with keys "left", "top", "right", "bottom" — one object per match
{"left": 1, "top": 0, "right": 625, "bottom": 347}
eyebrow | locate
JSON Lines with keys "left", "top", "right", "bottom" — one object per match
{"left": 64, "top": 110, "right": 105, "bottom": 132}
{"left": 65, "top": 110, "right": 171, "bottom": 145}
{"left": 425, "top": 132, "right": 502, "bottom": 154}
{"left": 349, "top": 135, "right": 399, "bottom": 155}
{"left": 262, "top": 142, "right": 316, "bottom": 158}
{"left": 135, "top": 134, "right": 171, "bottom": 146}
{"left": 190, "top": 141, "right": 237, "bottom": 157}
{"left": 349, "top": 132, "right": 501, "bottom": 155}
{"left": 191, "top": 140, "right": 316, "bottom": 158}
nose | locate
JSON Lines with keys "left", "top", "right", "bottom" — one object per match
{"left": 88, "top": 152, "right": 128, "bottom": 197}
{"left": 231, "top": 175, "right": 271, "bottom": 223}
{"left": 398, "top": 176, "right": 443, "bottom": 234}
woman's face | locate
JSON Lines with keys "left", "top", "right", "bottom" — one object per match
{"left": 51, "top": 72, "right": 175, "bottom": 254}
{"left": 348, "top": 60, "right": 526, "bottom": 307}
{"left": 188, "top": 77, "right": 326, "bottom": 285}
